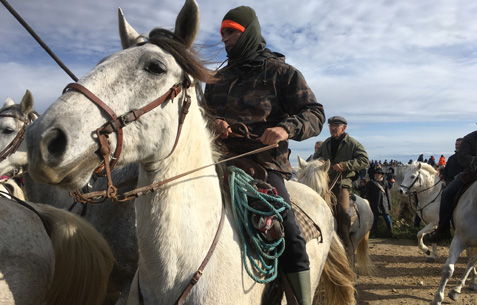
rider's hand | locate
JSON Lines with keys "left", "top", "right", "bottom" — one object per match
{"left": 332, "top": 163, "right": 344, "bottom": 172}
{"left": 216, "top": 119, "right": 230, "bottom": 139}
{"left": 259, "top": 127, "right": 288, "bottom": 146}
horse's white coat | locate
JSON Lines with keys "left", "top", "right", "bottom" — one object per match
{"left": 25, "top": 2, "right": 354, "bottom": 303}
{"left": 399, "top": 162, "right": 443, "bottom": 262}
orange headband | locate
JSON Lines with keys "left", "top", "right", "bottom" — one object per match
{"left": 220, "top": 20, "right": 245, "bottom": 36}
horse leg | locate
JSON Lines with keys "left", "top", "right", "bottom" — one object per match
{"left": 417, "top": 223, "right": 437, "bottom": 262}
{"left": 430, "top": 237, "right": 465, "bottom": 305}
{"left": 469, "top": 266, "right": 477, "bottom": 291}
{"left": 448, "top": 252, "right": 477, "bottom": 301}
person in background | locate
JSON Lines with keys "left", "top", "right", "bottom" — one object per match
{"left": 314, "top": 115, "right": 368, "bottom": 263}
{"left": 204, "top": 6, "right": 325, "bottom": 305}
{"left": 418, "top": 154, "right": 424, "bottom": 162}
{"left": 357, "top": 178, "right": 368, "bottom": 199}
{"left": 428, "top": 131, "right": 477, "bottom": 243}
{"left": 427, "top": 155, "right": 436, "bottom": 168}
{"left": 306, "top": 141, "right": 323, "bottom": 162}
{"left": 367, "top": 167, "right": 393, "bottom": 238}
{"left": 437, "top": 155, "right": 446, "bottom": 168}
{"left": 367, "top": 161, "right": 376, "bottom": 180}
{"left": 385, "top": 165, "right": 395, "bottom": 187}
{"left": 440, "top": 138, "right": 464, "bottom": 185}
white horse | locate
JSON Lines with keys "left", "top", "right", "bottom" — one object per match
{"left": 0, "top": 196, "right": 115, "bottom": 305}
{"left": 296, "top": 156, "right": 375, "bottom": 276}
{"left": 429, "top": 178, "right": 477, "bottom": 305}
{"left": 0, "top": 91, "right": 138, "bottom": 305}
{"left": 400, "top": 163, "right": 477, "bottom": 304}
{"left": 398, "top": 162, "right": 444, "bottom": 262}
{"left": 25, "top": 1, "right": 356, "bottom": 304}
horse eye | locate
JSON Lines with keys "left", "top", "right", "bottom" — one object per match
{"left": 2, "top": 128, "right": 14, "bottom": 135}
{"left": 145, "top": 60, "right": 166, "bottom": 75}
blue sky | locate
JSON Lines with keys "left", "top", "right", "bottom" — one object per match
{"left": 1, "top": 0, "right": 476, "bottom": 166}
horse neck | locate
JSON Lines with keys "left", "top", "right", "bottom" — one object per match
{"left": 415, "top": 171, "right": 443, "bottom": 206}
{"left": 134, "top": 94, "right": 224, "bottom": 285}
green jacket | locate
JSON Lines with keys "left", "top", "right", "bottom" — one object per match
{"left": 314, "top": 133, "right": 368, "bottom": 189}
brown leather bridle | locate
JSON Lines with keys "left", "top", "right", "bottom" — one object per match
{"left": 0, "top": 112, "right": 36, "bottom": 162}
{"left": 64, "top": 75, "right": 192, "bottom": 202}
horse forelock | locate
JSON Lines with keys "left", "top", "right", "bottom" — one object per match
{"left": 147, "top": 28, "right": 216, "bottom": 84}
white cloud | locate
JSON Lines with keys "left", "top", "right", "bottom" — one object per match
{"left": 1, "top": 0, "right": 476, "bottom": 163}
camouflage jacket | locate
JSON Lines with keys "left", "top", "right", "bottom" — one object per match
{"left": 204, "top": 50, "right": 325, "bottom": 177}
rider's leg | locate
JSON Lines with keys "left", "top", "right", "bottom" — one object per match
{"left": 428, "top": 174, "right": 464, "bottom": 242}
{"left": 268, "top": 171, "right": 311, "bottom": 305}
{"left": 333, "top": 186, "right": 353, "bottom": 263}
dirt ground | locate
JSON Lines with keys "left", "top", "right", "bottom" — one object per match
{"left": 355, "top": 238, "right": 477, "bottom": 305}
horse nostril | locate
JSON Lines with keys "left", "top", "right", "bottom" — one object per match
{"left": 46, "top": 128, "right": 68, "bottom": 159}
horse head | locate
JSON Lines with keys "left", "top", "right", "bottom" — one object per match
{"left": 26, "top": 0, "right": 212, "bottom": 190}
{"left": 399, "top": 161, "right": 438, "bottom": 195}
{"left": 296, "top": 156, "right": 331, "bottom": 197}
{"left": 0, "top": 90, "right": 37, "bottom": 176}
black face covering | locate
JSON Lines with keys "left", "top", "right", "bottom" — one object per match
{"left": 226, "top": 16, "right": 266, "bottom": 64}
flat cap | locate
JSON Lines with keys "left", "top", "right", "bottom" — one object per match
{"left": 327, "top": 116, "right": 347, "bottom": 125}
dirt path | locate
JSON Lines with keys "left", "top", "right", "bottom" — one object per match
{"left": 355, "top": 238, "right": 477, "bottom": 305}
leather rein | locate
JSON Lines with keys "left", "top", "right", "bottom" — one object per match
{"left": 0, "top": 112, "right": 36, "bottom": 162}
{"left": 64, "top": 74, "right": 192, "bottom": 203}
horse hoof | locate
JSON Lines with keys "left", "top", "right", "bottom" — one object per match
{"left": 426, "top": 257, "right": 435, "bottom": 263}
{"left": 426, "top": 249, "right": 431, "bottom": 256}
{"left": 469, "top": 283, "right": 477, "bottom": 291}
{"left": 448, "top": 290, "right": 460, "bottom": 301}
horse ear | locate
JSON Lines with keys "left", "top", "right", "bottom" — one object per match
{"left": 417, "top": 162, "right": 422, "bottom": 170}
{"left": 118, "top": 7, "right": 144, "bottom": 49}
{"left": 323, "top": 159, "right": 331, "bottom": 172}
{"left": 20, "top": 90, "right": 34, "bottom": 115}
{"left": 297, "top": 156, "right": 307, "bottom": 169}
{"left": 3, "top": 97, "right": 15, "bottom": 108}
{"left": 174, "top": 0, "right": 200, "bottom": 49}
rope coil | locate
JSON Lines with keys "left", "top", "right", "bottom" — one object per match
{"left": 227, "top": 166, "right": 290, "bottom": 283}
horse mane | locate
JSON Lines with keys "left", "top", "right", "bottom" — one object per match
{"left": 297, "top": 159, "right": 332, "bottom": 206}
{"left": 416, "top": 161, "right": 438, "bottom": 176}
{"left": 148, "top": 28, "right": 217, "bottom": 84}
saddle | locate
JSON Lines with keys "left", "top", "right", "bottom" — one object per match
{"left": 226, "top": 153, "right": 268, "bottom": 182}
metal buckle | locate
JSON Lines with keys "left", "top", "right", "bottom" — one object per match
{"left": 119, "top": 113, "right": 131, "bottom": 127}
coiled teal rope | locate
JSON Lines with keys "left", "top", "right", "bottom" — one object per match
{"left": 227, "top": 166, "right": 291, "bottom": 283}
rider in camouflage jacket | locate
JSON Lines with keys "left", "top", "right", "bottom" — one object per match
{"left": 204, "top": 48, "right": 324, "bottom": 178}
{"left": 204, "top": 6, "right": 324, "bottom": 305}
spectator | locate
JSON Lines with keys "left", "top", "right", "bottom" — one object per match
{"left": 368, "top": 161, "right": 376, "bottom": 180}
{"left": 427, "top": 156, "right": 436, "bottom": 168}
{"left": 418, "top": 154, "right": 424, "bottom": 162}
{"left": 357, "top": 178, "right": 368, "bottom": 198}
{"left": 438, "top": 155, "right": 446, "bottom": 167}
{"left": 385, "top": 166, "right": 396, "bottom": 187}
{"left": 306, "top": 141, "right": 323, "bottom": 161}
{"left": 367, "top": 167, "right": 393, "bottom": 238}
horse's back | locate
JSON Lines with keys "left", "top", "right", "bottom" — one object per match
{"left": 285, "top": 180, "right": 333, "bottom": 228}
{"left": 0, "top": 197, "right": 54, "bottom": 305}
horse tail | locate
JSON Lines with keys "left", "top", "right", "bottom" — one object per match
{"left": 315, "top": 231, "right": 356, "bottom": 305}
{"left": 36, "top": 204, "right": 115, "bottom": 305}
{"left": 355, "top": 231, "right": 376, "bottom": 276}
